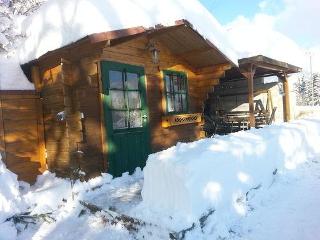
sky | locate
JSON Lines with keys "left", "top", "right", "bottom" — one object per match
{"left": 199, "top": 0, "right": 320, "bottom": 72}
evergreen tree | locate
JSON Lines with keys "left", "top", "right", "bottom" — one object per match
{"left": 295, "top": 72, "right": 320, "bottom": 106}
{"left": 0, "top": 0, "right": 45, "bottom": 56}
{"left": 313, "top": 73, "right": 320, "bottom": 106}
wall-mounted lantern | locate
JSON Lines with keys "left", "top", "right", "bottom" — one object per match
{"left": 146, "top": 41, "right": 160, "bottom": 65}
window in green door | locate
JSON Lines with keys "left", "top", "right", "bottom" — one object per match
{"left": 108, "top": 70, "right": 143, "bottom": 129}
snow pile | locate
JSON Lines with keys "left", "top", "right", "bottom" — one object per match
{"left": 17, "top": 170, "right": 145, "bottom": 240}
{"left": 19, "top": 0, "right": 238, "bottom": 64}
{"left": 0, "top": 155, "right": 25, "bottom": 240}
{"left": 232, "top": 161, "right": 320, "bottom": 240}
{"left": 0, "top": 55, "right": 34, "bottom": 90}
{"left": 0, "top": 155, "right": 23, "bottom": 223}
{"left": 141, "top": 118, "right": 320, "bottom": 234}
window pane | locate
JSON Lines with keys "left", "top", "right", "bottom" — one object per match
{"left": 109, "top": 70, "right": 123, "bottom": 89}
{"left": 179, "top": 75, "right": 187, "bottom": 92}
{"left": 110, "top": 90, "right": 126, "bottom": 109}
{"left": 112, "top": 111, "right": 128, "bottom": 129}
{"left": 174, "top": 94, "right": 183, "bottom": 112}
{"left": 181, "top": 94, "right": 187, "bottom": 112}
{"left": 129, "top": 110, "right": 142, "bottom": 128}
{"left": 165, "top": 75, "right": 171, "bottom": 93}
{"left": 173, "top": 75, "right": 179, "bottom": 92}
{"left": 128, "top": 91, "right": 141, "bottom": 109}
{"left": 127, "top": 72, "right": 139, "bottom": 90}
{"left": 167, "top": 93, "right": 174, "bottom": 112}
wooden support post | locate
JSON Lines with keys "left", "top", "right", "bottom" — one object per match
{"left": 0, "top": 98, "right": 6, "bottom": 162}
{"left": 241, "top": 64, "right": 256, "bottom": 128}
{"left": 282, "top": 73, "right": 291, "bottom": 122}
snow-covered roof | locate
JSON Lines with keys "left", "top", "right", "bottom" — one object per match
{"left": 18, "top": 0, "right": 238, "bottom": 65}
{"left": 0, "top": 56, "right": 35, "bottom": 90}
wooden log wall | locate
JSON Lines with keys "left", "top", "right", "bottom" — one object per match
{"left": 0, "top": 91, "right": 45, "bottom": 183}
{"left": 33, "top": 34, "right": 230, "bottom": 177}
{"left": 39, "top": 65, "right": 66, "bottom": 175}
{"left": 38, "top": 58, "right": 104, "bottom": 177}
{"left": 100, "top": 36, "right": 226, "bottom": 152}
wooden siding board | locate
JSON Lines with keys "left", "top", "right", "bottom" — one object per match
{"left": 0, "top": 93, "right": 46, "bottom": 183}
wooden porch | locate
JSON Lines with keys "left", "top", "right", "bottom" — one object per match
{"left": 203, "top": 55, "right": 301, "bottom": 136}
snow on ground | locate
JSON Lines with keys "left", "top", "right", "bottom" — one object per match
{"left": 0, "top": 155, "right": 23, "bottom": 240}
{"left": 140, "top": 117, "right": 320, "bottom": 238}
{"left": 232, "top": 160, "right": 320, "bottom": 240}
{"left": 18, "top": 0, "right": 238, "bottom": 65}
{"left": 0, "top": 55, "right": 34, "bottom": 90}
{"left": 1, "top": 118, "right": 320, "bottom": 240}
{"left": 16, "top": 170, "right": 146, "bottom": 240}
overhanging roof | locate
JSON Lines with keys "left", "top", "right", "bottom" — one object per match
{"left": 23, "top": 20, "right": 235, "bottom": 70}
{"left": 221, "top": 55, "right": 301, "bottom": 82}
{"left": 239, "top": 55, "right": 301, "bottom": 74}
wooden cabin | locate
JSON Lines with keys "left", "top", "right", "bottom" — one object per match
{"left": 1, "top": 20, "right": 300, "bottom": 183}
{"left": 18, "top": 20, "right": 234, "bottom": 180}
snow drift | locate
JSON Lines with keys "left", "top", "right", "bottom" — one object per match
{"left": 18, "top": 0, "right": 238, "bottom": 64}
{"left": 141, "top": 118, "right": 320, "bottom": 232}
{"left": 0, "top": 155, "right": 23, "bottom": 224}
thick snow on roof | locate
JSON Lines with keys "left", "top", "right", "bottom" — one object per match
{"left": 18, "top": 0, "right": 238, "bottom": 65}
{"left": 0, "top": 56, "right": 35, "bottom": 90}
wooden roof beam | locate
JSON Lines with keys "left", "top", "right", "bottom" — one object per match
{"left": 239, "top": 55, "right": 301, "bottom": 74}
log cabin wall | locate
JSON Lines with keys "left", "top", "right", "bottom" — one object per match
{"left": 33, "top": 34, "right": 229, "bottom": 176}
{"left": 40, "top": 65, "right": 68, "bottom": 174}
{"left": 99, "top": 36, "right": 226, "bottom": 152}
{"left": 37, "top": 58, "right": 104, "bottom": 177}
{"left": 0, "top": 91, "right": 45, "bottom": 183}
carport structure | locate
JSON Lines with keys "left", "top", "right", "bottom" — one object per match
{"left": 238, "top": 55, "right": 301, "bottom": 127}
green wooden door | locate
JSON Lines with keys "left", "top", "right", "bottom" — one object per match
{"left": 101, "top": 61, "right": 150, "bottom": 177}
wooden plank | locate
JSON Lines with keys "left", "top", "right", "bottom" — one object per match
{"left": 0, "top": 90, "right": 37, "bottom": 98}
{"left": 36, "top": 98, "right": 47, "bottom": 171}
{"left": 2, "top": 109, "right": 38, "bottom": 120}
{"left": 0, "top": 99, "right": 6, "bottom": 158}
{"left": 5, "top": 157, "right": 41, "bottom": 183}
{"left": 46, "top": 150, "right": 70, "bottom": 166}
{"left": 1, "top": 99, "right": 37, "bottom": 111}
{"left": 3, "top": 120, "right": 38, "bottom": 131}
{"left": 0, "top": 94, "right": 38, "bottom": 100}
{"left": 45, "top": 140, "right": 69, "bottom": 152}
{"left": 5, "top": 143, "right": 38, "bottom": 158}
{"left": 282, "top": 75, "right": 291, "bottom": 122}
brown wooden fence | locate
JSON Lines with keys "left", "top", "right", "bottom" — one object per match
{"left": 0, "top": 90, "right": 46, "bottom": 183}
